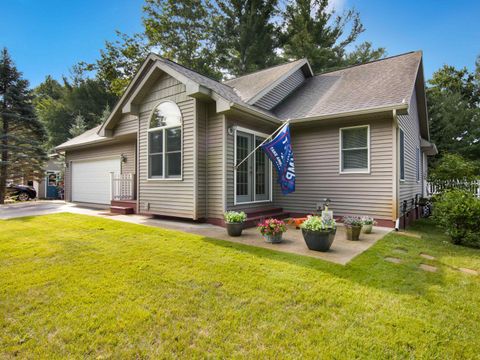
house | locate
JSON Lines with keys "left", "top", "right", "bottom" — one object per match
{"left": 55, "top": 51, "right": 437, "bottom": 227}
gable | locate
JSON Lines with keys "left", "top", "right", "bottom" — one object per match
{"left": 253, "top": 68, "right": 306, "bottom": 110}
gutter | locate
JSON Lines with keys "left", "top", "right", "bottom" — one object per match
{"left": 289, "top": 103, "right": 409, "bottom": 124}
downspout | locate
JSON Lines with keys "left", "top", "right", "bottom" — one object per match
{"left": 136, "top": 115, "right": 140, "bottom": 214}
{"left": 392, "top": 109, "right": 400, "bottom": 230}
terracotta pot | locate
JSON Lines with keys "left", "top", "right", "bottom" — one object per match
{"left": 302, "top": 228, "right": 336, "bottom": 252}
{"left": 363, "top": 224, "right": 373, "bottom": 234}
{"left": 346, "top": 225, "right": 362, "bottom": 240}
{"left": 226, "top": 222, "right": 243, "bottom": 237}
{"left": 264, "top": 233, "right": 283, "bottom": 243}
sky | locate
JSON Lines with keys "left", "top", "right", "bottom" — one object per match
{"left": 1, "top": 0, "right": 479, "bottom": 88}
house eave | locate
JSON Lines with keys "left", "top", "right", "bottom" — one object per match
{"left": 289, "top": 104, "right": 409, "bottom": 124}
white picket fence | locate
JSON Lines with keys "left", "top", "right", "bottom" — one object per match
{"left": 110, "top": 173, "right": 135, "bottom": 201}
{"left": 426, "top": 179, "right": 480, "bottom": 198}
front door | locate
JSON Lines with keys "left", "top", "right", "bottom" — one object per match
{"left": 235, "top": 130, "right": 271, "bottom": 204}
{"left": 46, "top": 172, "right": 58, "bottom": 199}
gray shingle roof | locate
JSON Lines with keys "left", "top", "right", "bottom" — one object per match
{"left": 224, "top": 59, "right": 306, "bottom": 102}
{"left": 58, "top": 52, "right": 423, "bottom": 151}
{"left": 56, "top": 125, "right": 106, "bottom": 150}
{"left": 155, "top": 56, "right": 278, "bottom": 119}
{"left": 274, "top": 51, "right": 422, "bottom": 120}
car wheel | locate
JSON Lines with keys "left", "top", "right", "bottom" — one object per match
{"left": 17, "top": 192, "right": 30, "bottom": 201}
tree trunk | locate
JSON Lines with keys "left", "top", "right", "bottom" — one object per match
{"left": 0, "top": 118, "right": 8, "bottom": 204}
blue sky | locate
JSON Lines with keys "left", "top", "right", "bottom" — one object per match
{"left": 1, "top": 0, "right": 479, "bottom": 88}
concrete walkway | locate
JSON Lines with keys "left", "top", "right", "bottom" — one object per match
{"left": 0, "top": 201, "right": 392, "bottom": 265}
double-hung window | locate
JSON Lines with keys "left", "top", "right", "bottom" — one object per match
{"left": 340, "top": 125, "right": 370, "bottom": 173}
{"left": 148, "top": 101, "right": 182, "bottom": 179}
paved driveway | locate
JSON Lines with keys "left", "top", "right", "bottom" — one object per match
{"left": 0, "top": 201, "right": 391, "bottom": 265}
{"left": 0, "top": 200, "right": 105, "bottom": 219}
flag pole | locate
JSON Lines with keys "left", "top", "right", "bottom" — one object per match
{"left": 235, "top": 119, "right": 290, "bottom": 169}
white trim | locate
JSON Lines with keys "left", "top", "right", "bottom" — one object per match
{"left": 146, "top": 100, "right": 183, "bottom": 181}
{"left": 339, "top": 125, "right": 370, "bottom": 174}
{"left": 233, "top": 127, "right": 273, "bottom": 205}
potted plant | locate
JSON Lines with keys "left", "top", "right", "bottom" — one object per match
{"left": 258, "top": 218, "right": 287, "bottom": 243}
{"left": 361, "top": 216, "right": 377, "bottom": 234}
{"left": 224, "top": 211, "right": 246, "bottom": 237}
{"left": 300, "top": 216, "right": 336, "bottom": 252}
{"left": 343, "top": 216, "right": 363, "bottom": 241}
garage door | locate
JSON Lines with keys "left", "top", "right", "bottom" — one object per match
{"left": 71, "top": 157, "right": 121, "bottom": 204}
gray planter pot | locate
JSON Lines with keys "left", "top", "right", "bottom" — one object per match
{"left": 363, "top": 224, "right": 373, "bottom": 234}
{"left": 346, "top": 225, "right": 362, "bottom": 240}
{"left": 302, "top": 228, "right": 336, "bottom": 252}
{"left": 226, "top": 222, "right": 244, "bottom": 237}
{"left": 264, "top": 233, "right": 283, "bottom": 243}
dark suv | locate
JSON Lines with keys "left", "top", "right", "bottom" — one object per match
{"left": 6, "top": 184, "right": 37, "bottom": 201}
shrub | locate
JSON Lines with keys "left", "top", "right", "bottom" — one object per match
{"left": 342, "top": 216, "right": 363, "bottom": 227}
{"left": 301, "top": 216, "right": 336, "bottom": 232}
{"left": 224, "top": 211, "right": 246, "bottom": 223}
{"left": 429, "top": 153, "right": 478, "bottom": 182}
{"left": 257, "top": 218, "right": 287, "bottom": 236}
{"left": 433, "top": 189, "right": 480, "bottom": 247}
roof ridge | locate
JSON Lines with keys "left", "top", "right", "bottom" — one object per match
{"left": 223, "top": 59, "right": 306, "bottom": 83}
{"left": 313, "top": 51, "right": 422, "bottom": 77}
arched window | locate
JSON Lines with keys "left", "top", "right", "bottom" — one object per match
{"left": 148, "top": 101, "right": 182, "bottom": 179}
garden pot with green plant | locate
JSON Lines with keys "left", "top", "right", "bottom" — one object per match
{"left": 361, "top": 216, "right": 377, "bottom": 234}
{"left": 343, "top": 216, "right": 363, "bottom": 240}
{"left": 300, "top": 216, "right": 336, "bottom": 252}
{"left": 224, "top": 211, "right": 246, "bottom": 237}
{"left": 258, "top": 218, "right": 287, "bottom": 243}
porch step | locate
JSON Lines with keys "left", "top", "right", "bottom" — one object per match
{"left": 110, "top": 206, "right": 135, "bottom": 215}
{"left": 244, "top": 207, "right": 290, "bottom": 228}
{"left": 111, "top": 200, "right": 137, "bottom": 213}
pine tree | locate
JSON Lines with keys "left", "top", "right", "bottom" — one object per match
{"left": 0, "top": 48, "right": 47, "bottom": 204}
{"left": 214, "top": 0, "right": 281, "bottom": 76}
{"left": 69, "top": 113, "right": 87, "bottom": 138}
{"left": 280, "top": 0, "right": 385, "bottom": 73}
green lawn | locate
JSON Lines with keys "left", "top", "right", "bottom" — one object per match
{"left": 1, "top": 214, "right": 479, "bottom": 359}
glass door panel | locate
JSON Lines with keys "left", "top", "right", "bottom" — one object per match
{"left": 255, "top": 136, "right": 270, "bottom": 201}
{"left": 236, "top": 132, "right": 253, "bottom": 203}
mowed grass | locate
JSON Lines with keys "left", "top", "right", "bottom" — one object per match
{"left": 1, "top": 214, "right": 480, "bottom": 359}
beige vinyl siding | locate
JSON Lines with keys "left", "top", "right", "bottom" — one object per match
{"left": 398, "top": 88, "right": 423, "bottom": 211}
{"left": 274, "top": 118, "right": 395, "bottom": 220}
{"left": 206, "top": 107, "right": 225, "bottom": 219}
{"left": 114, "top": 114, "right": 138, "bottom": 136}
{"left": 196, "top": 100, "right": 208, "bottom": 219}
{"left": 225, "top": 116, "right": 277, "bottom": 212}
{"left": 64, "top": 140, "right": 136, "bottom": 202}
{"left": 137, "top": 72, "right": 195, "bottom": 218}
{"left": 254, "top": 69, "right": 305, "bottom": 110}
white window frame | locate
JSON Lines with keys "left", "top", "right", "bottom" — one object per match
{"left": 339, "top": 125, "right": 370, "bottom": 174}
{"left": 399, "top": 129, "right": 405, "bottom": 181}
{"left": 146, "top": 101, "right": 183, "bottom": 181}
{"left": 233, "top": 126, "right": 273, "bottom": 205}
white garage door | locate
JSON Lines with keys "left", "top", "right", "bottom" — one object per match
{"left": 71, "top": 157, "right": 121, "bottom": 204}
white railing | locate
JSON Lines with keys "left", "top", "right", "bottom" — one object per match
{"left": 110, "top": 173, "right": 135, "bottom": 201}
{"left": 426, "top": 179, "right": 480, "bottom": 198}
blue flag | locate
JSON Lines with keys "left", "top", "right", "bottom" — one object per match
{"left": 261, "top": 124, "right": 295, "bottom": 194}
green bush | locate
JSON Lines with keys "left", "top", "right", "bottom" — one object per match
{"left": 223, "top": 211, "right": 246, "bottom": 223}
{"left": 433, "top": 189, "right": 480, "bottom": 247}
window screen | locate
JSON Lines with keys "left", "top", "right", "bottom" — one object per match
{"left": 341, "top": 126, "right": 369, "bottom": 172}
